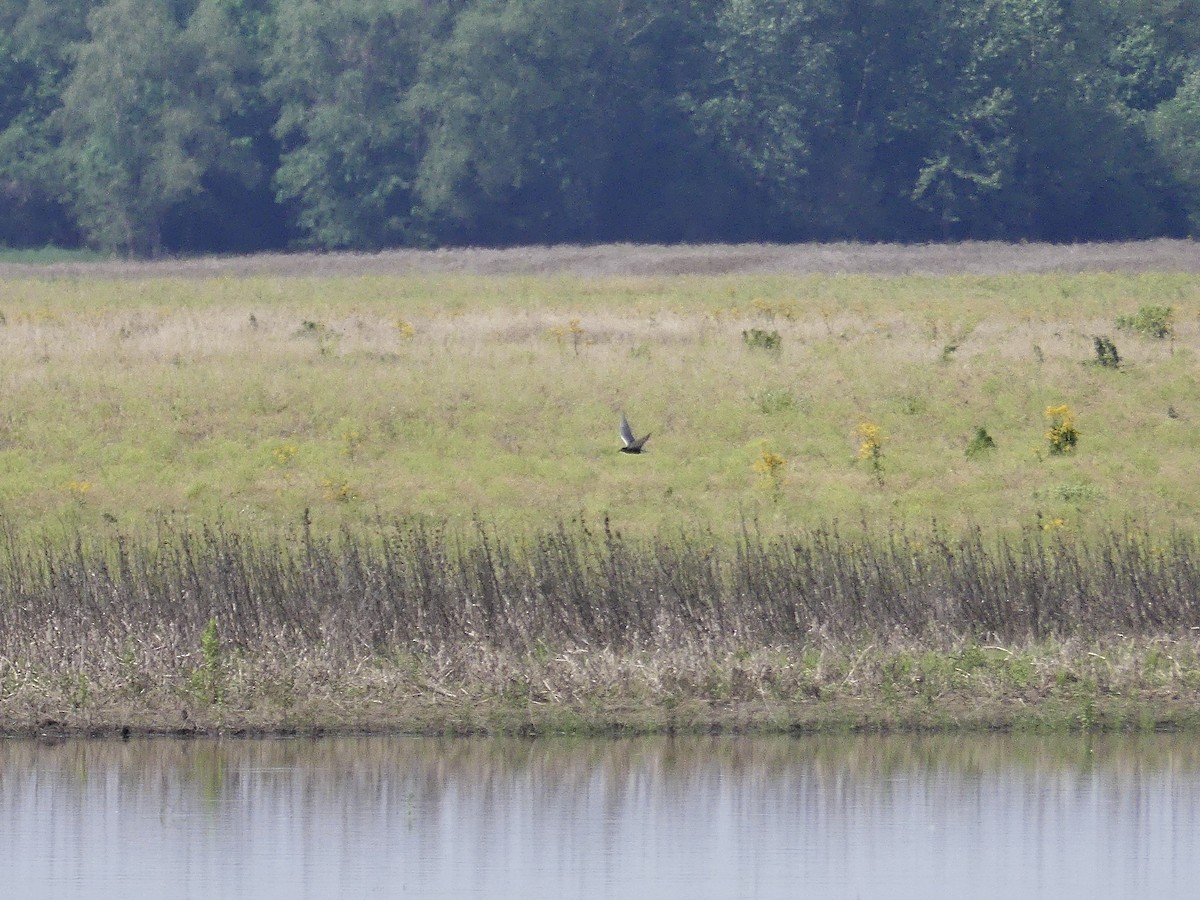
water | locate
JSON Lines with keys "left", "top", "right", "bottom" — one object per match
{"left": 3, "top": 733, "right": 1199, "bottom": 899}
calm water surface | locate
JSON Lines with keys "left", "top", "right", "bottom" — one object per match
{"left": 3, "top": 733, "right": 1199, "bottom": 898}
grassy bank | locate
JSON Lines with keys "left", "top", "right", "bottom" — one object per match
{"left": 2, "top": 519, "right": 1198, "bottom": 736}
{"left": 2, "top": 246, "right": 1200, "bottom": 734}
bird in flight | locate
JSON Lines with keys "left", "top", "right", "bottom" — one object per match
{"left": 619, "top": 413, "right": 651, "bottom": 453}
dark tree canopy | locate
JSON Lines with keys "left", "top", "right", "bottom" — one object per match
{"left": 1, "top": 0, "right": 1198, "bottom": 255}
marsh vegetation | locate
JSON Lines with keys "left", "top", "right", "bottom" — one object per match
{"left": 1, "top": 243, "right": 1199, "bottom": 735}
{"left": 4, "top": 517, "right": 1200, "bottom": 735}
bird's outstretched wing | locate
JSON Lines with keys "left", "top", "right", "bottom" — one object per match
{"left": 620, "top": 413, "right": 651, "bottom": 451}
{"left": 619, "top": 413, "right": 636, "bottom": 448}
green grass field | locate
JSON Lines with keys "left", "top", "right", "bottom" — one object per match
{"left": 1, "top": 264, "right": 1199, "bottom": 541}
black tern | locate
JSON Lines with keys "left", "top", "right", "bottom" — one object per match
{"left": 619, "top": 413, "right": 651, "bottom": 453}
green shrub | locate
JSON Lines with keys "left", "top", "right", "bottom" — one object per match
{"left": 1045, "top": 405, "right": 1079, "bottom": 455}
{"left": 742, "top": 328, "right": 781, "bottom": 351}
{"left": 1116, "top": 305, "right": 1173, "bottom": 339}
{"left": 751, "top": 387, "right": 795, "bottom": 414}
{"left": 1051, "top": 480, "right": 1104, "bottom": 502}
{"left": 965, "top": 426, "right": 996, "bottom": 458}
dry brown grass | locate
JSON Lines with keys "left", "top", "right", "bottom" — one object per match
{"left": 6, "top": 633, "right": 1199, "bottom": 737}
{"left": 3, "top": 239, "right": 1199, "bottom": 280}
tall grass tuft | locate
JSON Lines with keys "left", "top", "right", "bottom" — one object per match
{"left": 1092, "top": 335, "right": 1121, "bottom": 368}
{"left": 752, "top": 443, "right": 787, "bottom": 498}
{"left": 857, "top": 421, "right": 886, "bottom": 484}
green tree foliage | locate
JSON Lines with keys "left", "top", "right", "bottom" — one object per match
{"left": 162, "top": 0, "right": 286, "bottom": 253}
{"left": 0, "top": 0, "right": 91, "bottom": 247}
{"left": 1150, "top": 68, "right": 1200, "bottom": 231}
{"left": 593, "top": 0, "right": 762, "bottom": 242}
{"left": 974, "top": 0, "right": 1180, "bottom": 240}
{"left": 688, "top": 0, "right": 843, "bottom": 234}
{"left": 409, "top": 0, "right": 632, "bottom": 242}
{"left": 692, "top": 0, "right": 968, "bottom": 238}
{"left": 57, "top": 0, "right": 257, "bottom": 255}
{"left": 0, "top": 0, "right": 1197, "bottom": 254}
{"left": 407, "top": 0, "right": 751, "bottom": 244}
{"left": 265, "top": 0, "right": 439, "bottom": 249}
{"left": 696, "top": 0, "right": 1189, "bottom": 241}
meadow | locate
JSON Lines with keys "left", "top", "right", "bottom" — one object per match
{"left": 1, "top": 242, "right": 1199, "bottom": 734}
{"left": 1, "top": 256, "right": 1200, "bottom": 538}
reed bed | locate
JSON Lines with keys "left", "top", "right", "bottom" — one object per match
{"left": 3, "top": 518, "right": 1199, "bottom": 661}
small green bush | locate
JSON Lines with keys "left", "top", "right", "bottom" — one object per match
{"left": 965, "top": 426, "right": 996, "bottom": 458}
{"left": 1052, "top": 480, "right": 1104, "bottom": 502}
{"left": 1116, "top": 305, "right": 1173, "bottom": 339}
{"left": 751, "top": 387, "right": 795, "bottom": 414}
{"left": 742, "top": 328, "right": 781, "bottom": 351}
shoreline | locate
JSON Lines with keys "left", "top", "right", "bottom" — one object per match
{"left": 7, "top": 638, "right": 1199, "bottom": 739}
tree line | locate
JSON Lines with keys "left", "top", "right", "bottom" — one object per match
{"left": 2, "top": 0, "right": 1199, "bottom": 256}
